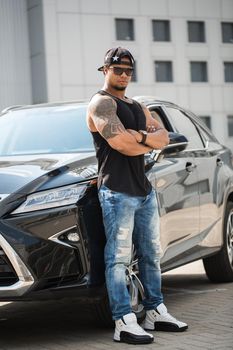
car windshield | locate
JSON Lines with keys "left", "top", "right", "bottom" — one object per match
{"left": 0, "top": 104, "right": 94, "bottom": 156}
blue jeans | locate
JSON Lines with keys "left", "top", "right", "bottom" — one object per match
{"left": 98, "top": 185, "right": 163, "bottom": 320}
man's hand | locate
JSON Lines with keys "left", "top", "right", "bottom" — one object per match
{"left": 139, "top": 103, "right": 169, "bottom": 149}
{"left": 128, "top": 127, "right": 168, "bottom": 149}
{"left": 147, "top": 125, "right": 163, "bottom": 133}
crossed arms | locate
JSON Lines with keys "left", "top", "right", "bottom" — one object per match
{"left": 87, "top": 94, "right": 169, "bottom": 156}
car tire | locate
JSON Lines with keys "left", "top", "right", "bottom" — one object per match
{"left": 203, "top": 201, "right": 233, "bottom": 283}
{"left": 94, "top": 278, "right": 146, "bottom": 328}
{"left": 94, "top": 273, "right": 146, "bottom": 327}
{"left": 94, "top": 292, "right": 113, "bottom": 328}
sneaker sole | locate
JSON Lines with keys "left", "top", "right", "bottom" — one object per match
{"left": 145, "top": 322, "right": 188, "bottom": 332}
{"left": 114, "top": 332, "right": 154, "bottom": 344}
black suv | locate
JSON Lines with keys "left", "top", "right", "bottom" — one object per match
{"left": 0, "top": 97, "right": 232, "bottom": 325}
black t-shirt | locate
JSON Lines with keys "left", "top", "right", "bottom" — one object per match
{"left": 91, "top": 90, "right": 152, "bottom": 197}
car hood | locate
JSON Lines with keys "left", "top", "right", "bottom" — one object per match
{"left": 0, "top": 152, "right": 97, "bottom": 199}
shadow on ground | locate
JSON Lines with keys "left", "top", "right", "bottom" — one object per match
{"left": 0, "top": 271, "right": 220, "bottom": 348}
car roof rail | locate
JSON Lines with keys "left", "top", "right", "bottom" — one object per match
{"left": 1, "top": 105, "right": 25, "bottom": 114}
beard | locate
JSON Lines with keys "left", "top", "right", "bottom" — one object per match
{"left": 111, "top": 84, "right": 126, "bottom": 91}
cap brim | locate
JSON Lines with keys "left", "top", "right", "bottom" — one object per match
{"left": 98, "top": 59, "right": 134, "bottom": 71}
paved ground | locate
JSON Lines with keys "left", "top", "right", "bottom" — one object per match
{"left": 0, "top": 261, "right": 232, "bottom": 350}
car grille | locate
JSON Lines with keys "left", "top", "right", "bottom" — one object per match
{"left": 0, "top": 245, "right": 19, "bottom": 286}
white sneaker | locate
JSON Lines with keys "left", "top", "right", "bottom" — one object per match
{"left": 143, "top": 303, "right": 188, "bottom": 332}
{"left": 114, "top": 312, "right": 154, "bottom": 344}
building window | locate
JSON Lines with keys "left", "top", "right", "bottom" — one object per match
{"left": 115, "top": 18, "right": 134, "bottom": 40}
{"left": 200, "top": 116, "right": 211, "bottom": 129}
{"left": 131, "top": 61, "right": 137, "bottom": 82}
{"left": 152, "top": 20, "right": 170, "bottom": 41}
{"left": 224, "top": 62, "right": 233, "bottom": 82}
{"left": 155, "top": 61, "right": 173, "bottom": 82}
{"left": 228, "top": 116, "right": 233, "bottom": 137}
{"left": 188, "top": 21, "right": 205, "bottom": 42}
{"left": 190, "top": 61, "right": 208, "bottom": 82}
{"left": 221, "top": 22, "right": 233, "bottom": 43}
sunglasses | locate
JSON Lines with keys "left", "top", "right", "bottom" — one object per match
{"left": 109, "top": 66, "right": 134, "bottom": 76}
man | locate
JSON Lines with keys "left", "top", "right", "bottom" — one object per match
{"left": 86, "top": 47, "right": 188, "bottom": 345}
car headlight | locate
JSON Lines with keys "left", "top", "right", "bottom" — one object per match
{"left": 12, "top": 183, "right": 88, "bottom": 214}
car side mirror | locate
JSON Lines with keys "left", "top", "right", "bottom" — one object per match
{"left": 162, "top": 132, "right": 188, "bottom": 155}
{"left": 144, "top": 153, "right": 156, "bottom": 171}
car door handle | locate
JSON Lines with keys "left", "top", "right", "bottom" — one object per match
{"left": 216, "top": 158, "right": 223, "bottom": 167}
{"left": 186, "top": 162, "right": 197, "bottom": 173}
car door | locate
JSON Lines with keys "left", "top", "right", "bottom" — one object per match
{"left": 146, "top": 105, "right": 201, "bottom": 270}
{"left": 185, "top": 116, "right": 227, "bottom": 257}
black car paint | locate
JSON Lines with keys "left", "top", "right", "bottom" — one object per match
{"left": 0, "top": 100, "right": 232, "bottom": 303}
{"left": 0, "top": 153, "right": 107, "bottom": 299}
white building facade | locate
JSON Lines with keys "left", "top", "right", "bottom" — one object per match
{"left": 0, "top": 0, "right": 233, "bottom": 149}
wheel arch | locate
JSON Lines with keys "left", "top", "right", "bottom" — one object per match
{"left": 223, "top": 187, "right": 233, "bottom": 221}
{"left": 226, "top": 191, "right": 233, "bottom": 204}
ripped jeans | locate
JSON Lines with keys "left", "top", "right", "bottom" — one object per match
{"left": 98, "top": 184, "right": 163, "bottom": 320}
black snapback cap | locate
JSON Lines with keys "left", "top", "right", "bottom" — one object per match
{"left": 98, "top": 47, "right": 135, "bottom": 71}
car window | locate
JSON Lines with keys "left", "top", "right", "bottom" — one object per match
{"left": 198, "top": 127, "right": 222, "bottom": 151}
{"left": 150, "top": 110, "right": 165, "bottom": 128}
{"left": 149, "top": 107, "right": 172, "bottom": 131}
{"left": 197, "top": 127, "right": 212, "bottom": 143}
{"left": 166, "top": 107, "right": 204, "bottom": 150}
{"left": 185, "top": 110, "right": 219, "bottom": 143}
{"left": 0, "top": 104, "right": 94, "bottom": 156}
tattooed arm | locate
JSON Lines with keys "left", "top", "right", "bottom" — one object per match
{"left": 128, "top": 104, "right": 169, "bottom": 149}
{"left": 87, "top": 94, "right": 152, "bottom": 156}
{"left": 140, "top": 103, "right": 169, "bottom": 149}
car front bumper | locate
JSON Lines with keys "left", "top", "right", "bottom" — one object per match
{"left": 0, "top": 189, "right": 106, "bottom": 301}
{"left": 0, "top": 233, "right": 34, "bottom": 297}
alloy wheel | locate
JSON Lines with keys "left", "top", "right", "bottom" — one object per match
{"left": 126, "top": 258, "right": 145, "bottom": 316}
{"left": 226, "top": 209, "right": 233, "bottom": 267}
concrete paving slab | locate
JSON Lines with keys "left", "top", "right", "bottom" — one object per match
{"left": 0, "top": 261, "right": 232, "bottom": 349}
